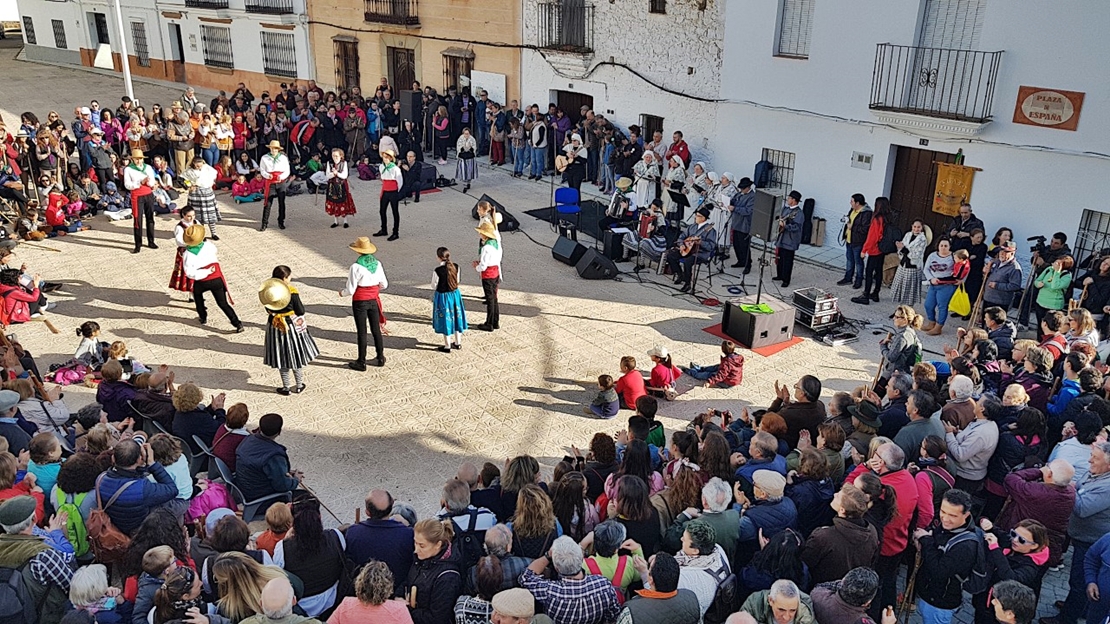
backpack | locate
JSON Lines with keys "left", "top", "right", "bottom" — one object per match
{"left": 53, "top": 490, "right": 90, "bottom": 558}
{"left": 0, "top": 564, "right": 38, "bottom": 624}
{"left": 86, "top": 474, "right": 137, "bottom": 564}
{"left": 878, "top": 219, "right": 903, "bottom": 255}
{"left": 584, "top": 556, "right": 628, "bottom": 605}
{"left": 702, "top": 563, "right": 740, "bottom": 624}
{"left": 450, "top": 510, "right": 488, "bottom": 571}
{"left": 942, "top": 528, "right": 991, "bottom": 595}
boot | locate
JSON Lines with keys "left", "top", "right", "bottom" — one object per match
{"left": 921, "top": 320, "right": 936, "bottom": 331}
{"left": 927, "top": 323, "right": 944, "bottom": 336}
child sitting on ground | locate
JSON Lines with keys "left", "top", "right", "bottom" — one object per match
{"left": 152, "top": 184, "right": 177, "bottom": 215}
{"left": 18, "top": 203, "right": 47, "bottom": 241}
{"left": 645, "top": 346, "right": 682, "bottom": 399}
{"left": 97, "top": 181, "right": 129, "bottom": 221}
{"left": 64, "top": 190, "right": 87, "bottom": 219}
{"left": 45, "top": 194, "right": 91, "bottom": 236}
{"left": 106, "top": 340, "right": 149, "bottom": 380}
{"left": 255, "top": 501, "right": 292, "bottom": 556}
{"left": 681, "top": 340, "right": 745, "bottom": 388}
{"left": 614, "top": 355, "right": 647, "bottom": 410}
{"left": 584, "top": 374, "right": 620, "bottom": 419}
{"left": 232, "top": 174, "right": 263, "bottom": 203}
{"left": 27, "top": 433, "right": 63, "bottom": 503}
{"left": 357, "top": 156, "right": 377, "bottom": 181}
{"left": 214, "top": 156, "right": 236, "bottom": 190}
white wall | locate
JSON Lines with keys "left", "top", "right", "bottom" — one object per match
{"left": 17, "top": 0, "right": 85, "bottom": 63}
{"left": 160, "top": 10, "right": 313, "bottom": 80}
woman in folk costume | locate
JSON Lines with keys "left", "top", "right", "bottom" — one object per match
{"left": 455, "top": 126, "right": 478, "bottom": 194}
{"left": 375, "top": 150, "right": 403, "bottom": 241}
{"left": 431, "top": 247, "right": 467, "bottom": 353}
{"left": 712, "top": 172, "right": 739, "bottom": 254}
{"left": 184, "top": 157, "right": 221, "bottom": 240}
{"left": 323, "top": 147, "right": 356, "bottom": 229}
{"left": 684, "top": 162, "right": 710, "bottom": 211}
{"left": 891, "top": 218, "right": 932, "bottom": 305}
{"left": 259, "top": 265, "right": 319, "bottom": 395}
{"left": 663, "top": 154, "right": 686, "bottom": 221}
{"left": 340, "top": 237, "right": 389, "bottom": 370}
{"left": 633, "top": 150, "right": 660, "bottom": 206}
{"left": 182, "top": 224, "right": 244, "bottom": 332}
{"left": 169, "top": 206, "right": 197, "bottom": 301}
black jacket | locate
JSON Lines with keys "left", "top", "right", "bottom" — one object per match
{"left": 917, "top": 521, "right": 980, "bottom": 609}
{"left": 987, "top": 431, "right": 1046, "bottom": 485}
{"left": 1061, "top": 392, "right": 1110, "bottom": 427}
{"left": 846, "top": 208, "right": 872, "bottom": 246}
{"left": 406, "top": 544, "right": 462, "bottom": 624}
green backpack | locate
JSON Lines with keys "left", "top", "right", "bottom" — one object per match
{"left": 53, "top": 490, "right": 90, "bottom": 558}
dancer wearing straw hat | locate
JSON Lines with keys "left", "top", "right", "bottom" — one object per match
{"left": 340, "top": 237, "right": 389, "bottom": 370}
{"left": 374, "top": 150, "right": 403, "bottom": 241}
{"left": 473, "top": 222, "right": 503, "bottom": 332}
{"left": 259, "top": 266, "right": 319, "bottom": 395}
{"left": 259, "top": 140, "right": 291, "bottom": 231}
{"left": 182, "top": 224, "right": 244, "bottom": 332}
{"left": 121, "top": 148, "right": 159, "bottom": 254}
{"left": 169, "top": 206, "right": 197, "bottom": 300}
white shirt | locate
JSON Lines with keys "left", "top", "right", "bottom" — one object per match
{"left": 183, "top": 241, "right": 219, "bottom": 281}
{"left": 476, "top": 241, "right": 503, "bottom": 273}
{"left": 326, "top": 161, "right": 349, "bottom": 180}
{"left": 260, "top": 152, "right": 290, "bottom": 182}
{"left": 379, "top": 163, "right": 403, "bottom": 186}
{"left": 122, "top": 163, "right": 156, "bottom": 191}
{"left": 431, "top": 261, "right": 461, "bottom": 291}
{"left": 342, "top": 262, "right": 388, "bottom": 296}
{"left": 273, "top": 529, "right": 346, "bottom": 617}
{"left": 174, "top": 220, "right": 196, "bottom": 248}
{"left": 185, "top": 164, "right": 217, "bottom": 189}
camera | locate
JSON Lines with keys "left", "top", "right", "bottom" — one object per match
{"left": 1028, "top": 235, "right": 1047, "bottom": 254}
{"left": 132, "top": 432, "right": 147, "bottom": 446}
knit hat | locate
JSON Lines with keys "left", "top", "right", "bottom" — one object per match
{"left": 205, "top": 508, "right": 236, "bottom": 534}
{"left": 752, "top": 470, "right": 786, "bottom": 498}
{"left": 0, "top": 496, "right": 37, "bottom": 528}
{"left": 0, "top": 390, "right": 19, "bottom": 412}
{"left": 491, "top": 588, "right": 535, "bottom": 618}
{"left": 259, "top": 413, "right": 284, "bottom": 437}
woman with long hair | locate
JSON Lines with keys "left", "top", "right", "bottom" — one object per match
{"left": 273, "top": 498, "right": 345, "bottom": 617}
{"left": 740, "top": 528, "right": 808, "bottom": 595}
{"left": 123, "top": 509, "right": 193, "bottom": 598}
{"left": 406, "top": 519, "right": 462, "bottom": 624}
{"left": 852, "top": 196, "right": 892, "bottom": 306}
{"left": 581, "top": 433, "right": 618, "bottom": 501}
{"left": 431, "top": 247, "right": 467, "bottom": 352}
{"left": 650, "top": 465, "right": 703, "bottom": 535}
{"left": 698, "top": 430, "right": 734, "bottom": 484}
{"left": 604, "top": 440, "right": 664, "bottom": 502}
{"left": 432, "top": 105, "right": 450, "bottom": 164}
{"left": 610, "top": 475, "right": 661, "bottom": 556}
{"left": 1078, "top": 255, "right": 1110, "bottom": 335}
{"left": 550, "top": 472, "right": 598, "bottom": 542}
{"left": 211, "top": 552, "right": 288, "bottom": 623}
{"left": 510, "top": 484, "right": 560, "bottom": 558}
{"left": 662, "top": 430, "right": 701, "bottom": 485}
{"left": 973, "top": 519, "right": 1051, "bottom": 624}
{"left": 498, "top": 455, "right": 542, "bottom": 522}
{"left": 152, "top": 567, "right": 205, "bottom": 624}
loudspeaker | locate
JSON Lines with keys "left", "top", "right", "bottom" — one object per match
{"left": 553, "top": 236, "right": 587, "bottom": 266}
{"left": 751, "top": 188, "right": 785, "bottom": 241}
{"left": 576, "top": 249, "right": 618, "bottom": 280}
{"left": 418, "top": 165, "right": 436, "bottom": 191}
{"left": 398, "top": 90, "right": 423, "bottom": 125}
{"left": 602, "top": 230, "right": 626, "bottom": 260}
{"left": 721, "top": 295, "right": 795, "bottom": 349}
{"left": 470, "top": 194, "right": 519, "bottom": 231}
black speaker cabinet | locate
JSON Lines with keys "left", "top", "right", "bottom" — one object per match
{"left": 752, "top": 188, "right": 785, "bottom": 242}
{"left": 553, "top": 236, "right": 587, "bottom": 266}
{"left": 602, "top": 230, "right": 626, "bottom": 260}
{"left": 418, "top": 164, "right": 436, "bottom": 191}
{"left": 721, "top": 295, "right": 795, "bottom": 349}
{"left": 576, "top": 249, "right": 618, "bottom": 280}
{"left": 399, "top": 90, "right": 423, "bottom": 125}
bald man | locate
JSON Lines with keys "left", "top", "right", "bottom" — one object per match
{"left": 238, "top": 578, "right": 309, "bottom": 624}
{"left": 344, "top": 489, "right": 414, "bottom": 596}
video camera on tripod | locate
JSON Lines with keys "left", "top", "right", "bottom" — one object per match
{"left": 1028, "top": 235, "right": 1048, "bottom": 254}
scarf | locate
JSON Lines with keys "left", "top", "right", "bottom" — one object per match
{"left": 382, "top": 161, "right": 397, "bottom": 171}
{"left": 128, "top": 162, "right": 146, "bottom": 173}
{"left": 186, "top": 242, "right": 204, "bottom": 255}
{"left": 356, "top": 253, "right": 379, "bottom": 273}
{"left": 483, "top": 239, "right": 499, "bottom": 250}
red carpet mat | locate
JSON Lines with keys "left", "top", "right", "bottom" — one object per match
{"left": 703, "top": 324, "right": 804, "bottom": 357}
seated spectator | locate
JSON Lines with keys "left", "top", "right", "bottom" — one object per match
{"left": 0, "top": 389, "right": 31, "bottom": 453}
{"left": 329, "top": 560, "right": 413, "bottom": 624}
{"left": 520, "top": 535, "right": 620, "bottom": 624}
{"left": 644, "top": 346, "right": 681, "bottom": 398}
{"left": 27, "top": 432, "right": 63, "bottom": 497}
{"left": 97, "top": 181, "right": 128, "bottom": 220}
{"left": 210, "top": 552, "right": 299, "bottom": 624}
{"left": 11, "top": 377, "right": 70, "bottom": 436}
{"left": 550, "top": 471, "right": 598, "bottom": 542}
{"left": 609, "top": 475, "right": 661, "bottom": 557}
{"left": 70, "top": 563, "right": 131, "bottom": 624}
{"left": 0, "top": 451, "right": 45, "bottom": 521}
{"left": 96, "top": 360, "right": 136, "bottom": 423}
{"left": 256, "top": 502, "right": 292, "bottom": 558}
{"left": 406, "top": 518, "right": 463, "bottom": 624}
{"left": 622, "top": 552, "right": 700, "bottom": 623}
{"left": 614, "top": 356, "right": 647, "bottom": 410}
{"left": 149, "top": 433, "right": 192, "bottom": 516}
{"left": 497, "top": 455, "right": 544, "bottom": 522}
{"left": 510, "top": 484, "right": 560, "bottom": 559}
{"left": 457, "top": 462, "right": 501, "bottom": 518}
{"left": 171, "top": 383, "right": 227, "bottom": 455}
{"left": 96, "top": 439, "right": 180, "bottom": 535}
{"left": 769, "top": 375, "right": 826, "bottom": 449}
{"left": 682, "top": 340, "right": 745, "bottom": 388}
{"left": 485, "top": 588, "right": 537, "bottom": 624}
{"left": 273, "top": 497, "right": 345, "bottom": 617}
{"left": 345, "top": 489, "right": 414, "bottom": 597}
{"left": 0, "top": 495, "right": 73, "bottom": 623}
{"left": 237, "top": 577, "right": 304, "bottom": 624}
{"left": 466, "top": 524, "right": 529, "bottom": 594}
{"left": 581, "top": 433, "right": 619, "bottom": 501}
{"left": 211, "top": 403, "right": 250, "bottom": 472}
{"left": 990, "top": 579, "right": 1036, "bottom": 624}
{"left": 734, "top": 432, "right": 787, "bottom": 487}
{"left": 51, "top": 451, "right": 100, "bottom": 527}
{"left": 802, "top": 483, "right": 878, "bottom": 585}
{"left": 739, "top": 579, "right": 817, "bottom": 624}
{"left": 130, "top": 370, "right": 176, "bottom": 432}
{"left": 663, "top": 477, "right": 739, "bottom": 561}
{"left": 133, "top": 546, "right": 176, "bottom": 624}
{"left": 235, "top": 414, "right": 301, "bottom": 502}
{"left": 581, "top": 520, "right": 642, "bottom": 592}
{"left": 584, "top": 374, "right": 619, "bottom": 419}
{"left": 606, "top": 439, "right": 664, "bottom": 502}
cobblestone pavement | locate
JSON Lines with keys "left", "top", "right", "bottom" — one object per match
{"left": 1, "top": 42, "right": 1071, "bottom": 622}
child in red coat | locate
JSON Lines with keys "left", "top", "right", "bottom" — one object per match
{"left": 681, "top": 340, "right": 745, "bottom": 388}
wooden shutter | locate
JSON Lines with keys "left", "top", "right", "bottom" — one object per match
{"left": 918, "top": 0, "right": 987, "bottom": 50}
{"left": 777, "top": 0, "right": 815, "bottom": 58}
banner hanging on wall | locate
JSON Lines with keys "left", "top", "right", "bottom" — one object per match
{"left": 932, "top": 162, "right": 980, "bottom": 217}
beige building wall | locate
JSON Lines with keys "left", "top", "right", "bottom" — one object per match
{"left": 309, "top": 0, "right": 521, "bottom": 104}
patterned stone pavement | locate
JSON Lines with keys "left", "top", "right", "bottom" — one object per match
{"left": 0, "top": 41, "right": 1072, "bottom": 622}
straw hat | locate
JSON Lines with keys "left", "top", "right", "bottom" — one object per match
{"left": 258, "top": 278, "right": 292, "bottom": 311}
{"left": 349, "top": 237, "right": 377, "bottom": 255}
{"left": 381, "top": 149, "right": 395, "bottom": 161}
{"left": 616, "top": 177, "right": 632, "bottom": 191}
{"left": 182, "top": 224, "right": 206, "bottom": 247}
{"left": 130, "top": 149, "right": 145, "bottom": 160}
{"left": 475, "top": 222, "right": 498, "bottom": 239}
{"left": 267, "top": 140, "right": 283, "bottom": 150}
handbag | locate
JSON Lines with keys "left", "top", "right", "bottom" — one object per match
{"left": 326, "top": 179, "right": 348, "bottom": 203}
{"left": 949, "top": 284, "right": 972, "bottom": 317}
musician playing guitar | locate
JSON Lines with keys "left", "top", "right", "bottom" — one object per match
{"left": 774, "top": 190, "right": 805, "bottom": 288}
{"left": 665, "top": 207, "right": 717, "bottom": 293}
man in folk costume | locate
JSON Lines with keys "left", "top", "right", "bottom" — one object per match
{"left": 340, "top": 237, "right": 389, "bottom": 370}
{"left": 169, "top": 206, "right": 197, "bottom": 301}
{"left": 182, "top": 224, "right": 244, "bottom": 332}
{"left": 600, "top": 176, "right": 637, "bottom": 230}
{"left": 259, "top": 140, "right": 291, "bottom": 231}
{"left": 122, "top": 149, "right": 159, "bottom": 254}
{"left": 473, "top": 222, "right": 503, "bottom": 332}
{"left": 375, "top": 150, "right": 403, "bottom": 241}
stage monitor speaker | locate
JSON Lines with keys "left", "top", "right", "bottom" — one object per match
{"left": 721, "top": 294, "right": 795, "bottom": 349}
{"left": 470, "top": 194, "right": 519, "bottom": 231}
{"left": 553, "top": 236, "right": 587, "bottom": 266}
{"left": 418, "top": 165, "right": 437, "bottom": 191}
{"left": 602, "top": 230, "right": 626, "bottom": 260}
{"left": 399, "top": 90, "right": 423, "bottom": 126}
{"left": 751, "top": 188, "right": 785, "bottom": 242}
{"left": 576, "top": 249, "right": 618, "bottom": 280}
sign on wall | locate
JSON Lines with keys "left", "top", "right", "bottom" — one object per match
{"left": 1012, "top": 86, "right": 1085, "bottom": 132}
{"left": 470, "top": 70, "right": 506, "bottom": 107}
{"left": 933, "top": 162, "right": 979, "bottom": 217}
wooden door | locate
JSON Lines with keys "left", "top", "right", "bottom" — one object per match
{"left": 388, "top": 47, "right": 416, "bottom": 93}
{"left": 888, "top": 145, "right": 959, "bottom": 244}
{"left": 555, "top": 90, "right": 592, "bottom": 124}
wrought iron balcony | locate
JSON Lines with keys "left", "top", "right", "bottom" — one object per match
{"left": 364, "top": 0, "right": 419, "bottom": 26}
{"left": 185, "top": 0, "right": 229, "bottom": 8}
{"left": 537, "top": 1, "right": 594, "bottom": 54}
{"left": 246, "top": 0, "right": 294, "bottom": 14}
{"left": 870, "top": 43, "right": 1003, "bottom": 124}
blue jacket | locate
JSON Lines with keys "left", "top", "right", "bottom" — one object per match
{"left": 735, "top": 454, "right": 787, "bottom": 484}
{"left": 729, "top": 190, "right": 754, "bottom": 234}
{"left": 95, "top": 464, "right": 179, "bottom": 535}
{"left": 1084, "top": 532, "right": 1110, "bottom": 586}
{"left": 786, "top": 477, "right": 835, "bottom": 538}
{"left": 776, "top": 203, "right": 804, "bottom": 251}
{"left": 234, "top": 433, "right": 297, "bottom": 501}
{"left": 1047, "top": 378, "right": 1082, "bottom": 416}
{"left": 173, "top": 406, "right": 226, "bottom": 455}
{"left": 984, "top": 259, "right": 1024, "bottom": 307}
{"left": 739, "top": 497, "right": 798, "bottom": 542}
{"left": 345, "top": 519, "right": 415, "bottom": 597}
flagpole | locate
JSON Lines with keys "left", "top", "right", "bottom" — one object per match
{"left": 112, "top": 0, "right": 136, "bottom": 102}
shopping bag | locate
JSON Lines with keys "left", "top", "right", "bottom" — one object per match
{"left": 949, "top": 284, "right": 971, "bottom": 317}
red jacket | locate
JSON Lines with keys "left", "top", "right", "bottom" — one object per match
{"left": 708, "top": 353, "right": 745, "bottom": 387}
{"left": 846, "top": 463, "right": 918, "bottom": 556}
{"left": 0, "top": 283, "right": 41, "bottom": 324}
{"left": 45, "top": 203, "right": 67, "bottom": 227}
{"left": 862, "top": 216, "right": 885, "bottom": 256}
{"left": 615, "top": 370, "right": 647, "bottom": 408}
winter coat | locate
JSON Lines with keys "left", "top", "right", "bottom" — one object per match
{"left": 811, "top": 583, "right": 879, "bottom": 624}
{"left": 96, "top": 380, "right": 137, "bottom": 423}
{"left": 768, "top": 398, "right": 826, "bottom": 450}
{"left": 235, "top": 433, "right": 298, "bottom": 502}
{"left": 740, "top": 590, "right": 817, "bottom": 624}
{"left": 95, "top": 464, "right": 180, "bottom": 535}
{"left": 802, "top": 517, "right": 879, "bottom": 585}
{"left": 983, "top": 259, "right": 1024, "bottom": 307}
{"left": 916, "top": 520, "right": 980, "bottom": 610}
{"left": 987, "top": 433, "right": 1046, "bottom": 486}
{"left": 1070, "top": 471, "right": 1110, "bottom": 544}
{"left": 988, "top": 322, "right": 1018, "bottom": 361}
{"left": 998, "top": 468, "right": 1076, "bottom": 535}
{"left": 881, "top": 327, "right": 920, "bottom": 379}
{"left": 785, "top": 477, "right": 834, "bottom": 538}
{"left": 172, "top": 406, "right": 226, "bottom": 455}
{"left": 405, "top": 544, "right": 462, "bottom": 624}
{"left": 845, "top": 464, "right": 918, "bottom": 557}
{"left": 0, "top": 284, "right": 41, "bottom": 324}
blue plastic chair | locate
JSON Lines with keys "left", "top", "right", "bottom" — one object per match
{"left": 554, "top": 188, "right": 581, "bottom": 229}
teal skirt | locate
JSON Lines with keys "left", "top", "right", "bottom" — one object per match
{"left": 432, "top": 290, "right": 468, "bottom": 336}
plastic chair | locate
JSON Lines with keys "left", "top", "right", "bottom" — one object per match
{"left": 173, "top": 436, "right": 202, "bottom": 478}
{"left": 127, "top": 400, "right": 169, "bottom": 437}
{"left": 210, "top": 456, "right": 291, "bottom": 522}
{"left": 192, "top": 434, "right": 219, "bottom": 479}
{"left": 554, "top": 188, "right": 581, "bottom": 230}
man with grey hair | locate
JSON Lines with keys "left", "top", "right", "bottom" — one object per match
{"left": 131, "top": 369, "right": 177, "bottom": 430}
{"left": 0, "top": 496, "right": 73, "bottom": 623}
{"left": 941, "top": 375, "right": 976, "bottom": 429}
{"left": 663, "top": 477, "right": 740, "bottom": 560}
{"left": 469, "top": 524, "right": 531, "bottom": 593}
{"left": 1050, "top": 440, "right": 1110, "bottom": 624}
{"left": 998, "top": 459, "right": 1075, "bottom": 566}
{"left": 735, "top": 431, "right": 788, "bottom": 485}
{"left": 739, "top": 579, "right": 817, "bottom": 624}
{"left": 875, "top": 372, "right": 912, "bottom": 439}
{"left": 437, "top": 478, "right": 497, "bottom": 532}
{"left": 521, "top": 536, "right": 620, "bottom": 624}
{"left": 810, "top": 567, "right": 896, "bottom": 624}
{"left": 240, "top": 577, "right": 318, "bottom": 624}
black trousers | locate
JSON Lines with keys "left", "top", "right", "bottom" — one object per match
{"left": 665, "top": 248, "right": 696, "bottom": 284}
{"left": 732, "top": 230, "right": 751, "bottom": 271}
{"left": 133, "top": 193, "right": 156, "bottom": 249}
{"left": 261, "top": 181, "right": 289, "bottom": 226}
{"left": 869, "top": 552, "right": 903, "bottom": 621}
{"left": 776, "top": 248, "right": 796, "bottom": 286}
{"left": 0, "top": 186, "right": 28, "bottom": 210}
{"left": 379, "top": 190, "right": 401, "bottom": 234}
{"left": 194, "top": 278, "right": 241, "bottom": 328}
{"left": 353, "top": 299, "right": 384, "bottom": 362}
{"left": 863, "top": 253, "right": 886, "bottom": 298}
{"left": 94, "top": 168, "right": 114, "bottom": 194}
{"left": 482, "top": 278, "right": 500, "bottom": 328}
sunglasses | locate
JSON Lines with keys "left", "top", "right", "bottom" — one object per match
{"left": 1009, "top": 529, "right": 1033, "bottom": 546}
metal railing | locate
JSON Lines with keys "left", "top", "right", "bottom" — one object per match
{"left": 246, "top": 0, "right": 294, "bottom": 14}
{"left": 364, "top": 0, "right": 419, "bottom": 26}
{"left": 185, "top": 0, "right": 230, "bottom": 8}
{"left": 870, "top": 43, "right": 1003, "bottom": 123}
{"left": 537, "top": 1, "right": 594, "bottom": 54}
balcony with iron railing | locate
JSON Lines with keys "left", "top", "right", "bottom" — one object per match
{"left": 246, "top": 0, "right": 294, "bottom": 14}
{"left": 537, "top": 1, "right": 594, "bottom": 54}
{"left": 185, "top": 0, "right": 229, "bottom": 8}
{"left": 364, "top": 0, "right": 419, "bottom": 26}
{"left": 870, "top": 43, "right": 1003, "bottom": 135}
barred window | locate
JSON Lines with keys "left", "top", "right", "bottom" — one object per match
{"left": 761, "top": 147, "right": 796, "bottom": 195}
{"left": 333, "top": 39, "right": 360, "bottom": 92}
{"left": 649, "top": 0, "right": 665, "bottom": 14}
{"left": 51, "top": 19, "right": 67, "bottom": 49}
{"left": 261, "top": 31, "right": 297, "bottom": 78}
{"left": 442, "top": 50, "right": 473, "bottom": 93}
{"left": 131, "top": 22, "right": 150, "bottom": 67}
{"left": 22, "top": 17, "right": 35, "bottom": 45}
{"left": 776, "top": 0, "right": 814, "bottom": 58}
{"left": 200, "top": 25, "right": 233, "bottom": 69}
{"left": 640, "top": 114, "right": 664, "bottom": 142}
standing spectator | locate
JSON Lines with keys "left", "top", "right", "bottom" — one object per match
{"left": 922, "top": 239, "right": 969, "bottom": 336}
{"left": 810, "top": 567, "right": 886, "bottom": 624}
{"left": 838, "top": 194, "right": 872, "bottom": 288}
{"left": 992, "top": 580, "right": 1037, "bottom": 624}
{"left": 773, "top": 191, "right": 805, "bottom": 288}
{"left": 943, "top": 394, "right": 1001, "bottom": 493}
{"left": 946, "top": 203, "right": 985, "bottom": 252}
{"left": 982, "top": 242, "right": 1024, "bottom": 312}
{"left": 768, "top": 375, "right": 826, "bottom": 450}
{"left": 620, "top": 552, "right": 700, "bottom": 623}
{"left": 406, "top": 519, "right": 463, "bottom": 624}
{"left": 912, "top": 489, "right": 979, "bottom": 624}
{"left": 1049, "top": 441, "right": 1110, "bottom": 624}
{"left": 802, "top": 483, "right": 879, "bottom": 585}
{"left": 851, "top": 196, "right": 892, "bottom": 305}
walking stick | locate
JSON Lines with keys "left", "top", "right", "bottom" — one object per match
{"left": 872, "top": 331, "right": 892, "bottom": 393}
{"left": 898, "top": 550, "right": 924, "bottom": 622}
{"left": 299, "top": 478, "right": 343, "bottom": 524}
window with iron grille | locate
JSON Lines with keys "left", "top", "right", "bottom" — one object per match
{"left": 333, "top": 39, "right": 360, "bottom": 92}
{"left": 442, "top": 53, "right": 473, "bottom": 93}
{"left": 51, "top": 20, "right": 66, "bottom": 49}
{"left": 761, "top": 147, "right": 795, "bottom": 195}
{"left": 776, "top": 0, "right": 814, "bottom": 58}
{"left": 640, "top": 114, "right": 664, "bottom": 142}
{"left": 22, "top": 17, "right": 35, "bottom": 45}
{"left": 131, "top": 22, "right": 150, "bottom": 67}
{"left": 649, "top": 0, "right": 665, "bottom": 14}
{"left": 1073, "top": 210, "right": 1110, "bottom": 276}
{"left": 93, "top": 13, "right": 110, "bottom": 45}
{"left": 261, "top": 31, "right": 297, "bottom": 78}
{"left": 201, "top": 25, "right": 233, "bottom": 69}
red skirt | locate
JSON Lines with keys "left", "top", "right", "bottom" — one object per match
{"left": 325, "top": 180, "right": 357, "bottom": 217}
{"left": 169, "top": 247, "right": 194, "bottom": 292}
